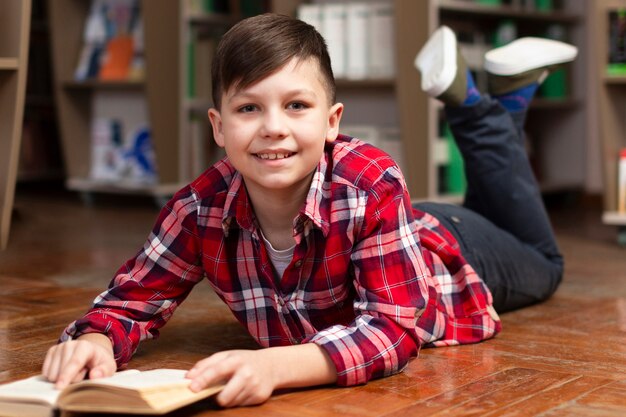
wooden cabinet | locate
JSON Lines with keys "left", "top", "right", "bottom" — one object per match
{"left": 0, "top": 0, "right": 32, "bottom": 249}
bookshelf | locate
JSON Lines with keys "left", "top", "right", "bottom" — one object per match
{"left": 47, "top": 0, "right": 589, "bottom": 206}
{"left": 396, "top": 0, "right": 588, "bottom": 201}
{"left": 0, "top": 0, "right": 32, "bottom": 249}
{"left": 283, "top": 0, "right": 588, "bottom": 201}
{"left": 595, "top": 0, "right": 626, "bottom": 244}
{"left": 47, "top": 0, "right": 243, "bottom": 204}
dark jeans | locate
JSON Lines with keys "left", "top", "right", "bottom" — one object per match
{"left": 415, "top": 96, "right": 564, "bottom": 313}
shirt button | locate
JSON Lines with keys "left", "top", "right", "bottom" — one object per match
{"left": 451, "top": 216, "right": 461, "bottom": 224}
{"left": 294, "top": 260, "right": 303, "bottom": 268}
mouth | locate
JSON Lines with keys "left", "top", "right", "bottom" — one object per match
{"left": 254, "top": 152, "right": 295, "bottom": 160}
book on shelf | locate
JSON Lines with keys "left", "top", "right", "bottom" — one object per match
{"left": 0, "top": 369, "right": 223, "bottom": 417}
{"left": 367, "top": 1, "right": 395, "bottom": 79}
{"left": 98, "top": 34, "right": 134, "bottom": 81}
{"left": 187, "top": 0, "right": 231, "bottom": 14}
{"left": 608, "top": 9, "right": 626, "bottom": 76}
{"left": 74, "top": 0, "right": 145, "bottom": 82}
{"left": 321, "top": 3, "right": 347, "bottom": 79}
{"left": 186, "top": 27, "right": 218, "bottom": 99}
{"left": 346, "top": 2, "right": 369, "bottom": 80}
{"left": 437, "top": 122, "right": 466, "bottom": 195}
{"left": 90, "top": 118, "right": 157, "bottom": 185}
{"left": 297, "top": 1, "right": 395, "bottom": 81}
{"left": 539, "top": 24, "right": 568, "bottom": 99}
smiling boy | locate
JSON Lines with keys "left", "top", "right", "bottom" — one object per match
{"left": 42, "top": 14, "right": 574, "bottom": 408}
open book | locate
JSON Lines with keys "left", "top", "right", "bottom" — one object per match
{"left": 0, "top": 369, "right": 223, "bottom": 417}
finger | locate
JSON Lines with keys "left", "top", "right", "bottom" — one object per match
{"left": 216, "top": 378, "right": 246, "bottom": 408}
{"left": 70, "top": 368, "right": 88, "bottom": 384}
{"left": 88, "top": 359, "right": 116, "bottom": 380}
{"left": 42, "top": 345, "right": 58, "bottom": 379}
{"left": 187, "top": 352, "right": 228, "bottom": 378}
{"left": 189, "top": 358, "right": 237, "bottom": 392}
{"left": 89, "top": 366, "right": 104, "bottom": 380}
{"left": 216, "top": 370, "right": 256, "bottom": 408}
{"left": 47, "top": 343, "right": 77, "bottom": 384}
{"left": 56, "top": 343, "right": 91, "bottom": 389}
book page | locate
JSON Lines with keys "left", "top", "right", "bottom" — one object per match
{"left": 0, "top": 369, "right": 142, "bottom": 407}
{"left": 0, "top": 375, "right": 60, "bottom": 406}
{"left": 71, "top": 369, "right": 190, "bottom": 392}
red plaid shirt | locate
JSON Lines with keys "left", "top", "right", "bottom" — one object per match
{"left": 62, "top": 135, "right": 501, "bottom": 386}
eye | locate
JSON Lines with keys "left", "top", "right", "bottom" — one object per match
{"left": 287, "top": 102, "right": 308, "bottom": 111}
{"left": 238, "top": 104, "right": 258, "bottom": 113}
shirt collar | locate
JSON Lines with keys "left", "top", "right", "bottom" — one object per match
{"left": 221, "top": 172, "right": 256, "bottom": 237}
{"left": 298, "top": 152, "right": 330, "bottom": 237}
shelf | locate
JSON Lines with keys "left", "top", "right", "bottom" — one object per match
{"left": 0, "top": 58, "right": 19, "bottom": 70}
{"left": 602, "top": 211, "right": 626, "bottom": 226}
{"left": 529, "top": 97, "right": 580, "bottom": 110}
{"left": 185, "top": 98, "right": 213, "bottom": 113}
{"left": 603, "top": 75, "right": 626, "bottom": 85}
{"left": 18, "top": 169, "right": 64, "bottom": 183}
{"left": 539, "top": 181, "right": 580, "bottom": 193}
{"left": 66, "top": 177, "right": 181, "bottom": 198}
{"left": 62, "top": 79, "right": 145, "bottom": 90}
{"left": 439, "top": 0, "right": 580, "bottom": 23}
{"left": 335, "top": 78, "right": 396, "bottom": 89}
{"left": 186, "top": 12, "right": 236, "bottom": 27}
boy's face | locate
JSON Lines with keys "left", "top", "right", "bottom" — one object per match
{"left": 208, "top": 57, "right": 343, "bottom": 200}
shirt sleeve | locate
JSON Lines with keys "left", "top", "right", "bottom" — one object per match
{"left": 60, "top": 189, "right": 205, "bottom": 368}
{"left": 306, "top": 166, "right": 442, "bottom": 386}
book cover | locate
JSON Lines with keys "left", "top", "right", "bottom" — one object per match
{"left": 321, "top": 3, "right": 347, "bottom": 79}
{"left": 99, "top": 35, "right": 134, "bottom": 81}
{"left": 368, "top": 1, "right": 395, "bottom": 79}
{"left": 346, "top": 2, "right": 369, "bottom": 80}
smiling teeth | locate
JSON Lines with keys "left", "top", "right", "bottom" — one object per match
{"left": 257, "top": 153, "right": 291, "bottom": 160}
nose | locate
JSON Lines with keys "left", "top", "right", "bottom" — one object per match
{"left": 260, "top": 108, "right": 288, "bottom": 139}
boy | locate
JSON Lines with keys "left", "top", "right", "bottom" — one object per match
{"left": 42, "top": 15, "right": 576, "bottom": 407}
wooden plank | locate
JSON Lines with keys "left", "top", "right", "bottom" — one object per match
{"left": 0, "top": 58, "right": 19, "bottom": 70}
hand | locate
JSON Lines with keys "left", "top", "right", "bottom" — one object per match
{"left": 42, "top": 334, "right": 117, "bottom": 390}
{"left": 186, "top": 350, "right": 276, "bottom": 408}
{"left": 186, "top": 344, "right": 337, "bottom": 408}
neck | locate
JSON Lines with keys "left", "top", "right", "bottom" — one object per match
{"left": 245, "top": 176, "right": 312, "bottom": 250}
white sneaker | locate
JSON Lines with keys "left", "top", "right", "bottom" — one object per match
{"left": 484, "top": 37, "right": 578, "bottom": 76}
{"left": 414, "top": 26, "right": 458, "bottom": 97}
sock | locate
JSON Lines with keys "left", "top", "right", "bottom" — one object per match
{"left": 493, "top": 83, "right": 539, "bottom": 112}
{"left": 463, "top": 70, "right": 481, "bottom": 106}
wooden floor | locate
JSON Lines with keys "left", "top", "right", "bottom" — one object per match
{"left": 2, "top": 185, "right": 626, "bottom": 416}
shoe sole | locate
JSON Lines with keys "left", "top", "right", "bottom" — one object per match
{"left": 414, "top": 26, "right": 457, "bottom": 97}
{"left": 484, "top": 37, "right": 578, "bottom": 76}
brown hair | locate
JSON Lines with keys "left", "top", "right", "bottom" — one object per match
{"left": 211, "top": 13, "right": 336, "bottom": 109}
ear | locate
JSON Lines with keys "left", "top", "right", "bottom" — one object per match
{"left": 325, "top": 102, "right": 344, "bottom": 143}
{"left": 208, "top": 108, "right": 225, "bottom": 148}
